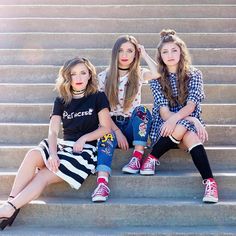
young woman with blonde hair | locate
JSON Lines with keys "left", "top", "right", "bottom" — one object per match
{"left": 0, "top": 57, "right": 111, "bottom": 230}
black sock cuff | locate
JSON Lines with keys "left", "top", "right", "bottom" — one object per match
{"left": 188, "top": 143, "right": 203, "bottom": 153}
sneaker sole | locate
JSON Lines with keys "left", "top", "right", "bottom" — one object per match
{"left": 203, "top": 196, "right": 218, "bottom": 203}
{"left": 140, "top": 170, "right": 155, "bottom": 175}
{"left": 92, "top": 196, "right": 108, "bottom": 202}
{"left": 122, "top": 167, "right": 139, "bottom": 174}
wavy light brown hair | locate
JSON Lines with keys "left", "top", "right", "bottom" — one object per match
{"left": 156, "top": 29, "right": 191, "bottom": 106}
{"left": 55, "top": 57, "right": 98, "bottom": 104}
{"left": 104, "top": 35, "right": 141, "bottom": 111}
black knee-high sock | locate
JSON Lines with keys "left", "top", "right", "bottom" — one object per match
{"left": 190, "top": 144, "right": 213, "bottom": 180}
{"left": 150, "top": 136, "right": 180, "bottom": 159}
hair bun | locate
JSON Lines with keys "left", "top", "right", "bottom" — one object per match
{"left": 160, "top": 29, "right": 176, "bottom": 39}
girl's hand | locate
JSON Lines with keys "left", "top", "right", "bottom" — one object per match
{"left": 73, "top": 136, "right": 87, "bottom": 153}
{"left": 137, "top": 44, "right": 147, "bottom": 57}
{"left": 115, "top": 129, "right": 129, "bottom": 151}
{"left": 192, "top": 118, "right": 208, "bottom": 143}
{"left": 46, "top": 154, "right": 60, "bottom": 173}
{"left": 160, "top": 116, "right": 177, "bottom": 137}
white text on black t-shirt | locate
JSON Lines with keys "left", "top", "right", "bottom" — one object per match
{"left": 63, "top": 108, "right": 94, "bottom": 120}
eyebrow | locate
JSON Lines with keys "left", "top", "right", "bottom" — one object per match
{"left": 162, "top": 47, "right": 178, "bottom": 51}
{"left": 120, "top": 46, "right": 134, "bottom": 50}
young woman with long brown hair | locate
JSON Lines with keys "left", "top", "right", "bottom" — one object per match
{"left": 91, "top": 35, "right": 158, "bottom": 202}
{"left": 140, "top": 29, "right": 218, "bottom": 203}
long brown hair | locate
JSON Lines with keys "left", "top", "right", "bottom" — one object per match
{"left": 156, "top": 29, "right": 191, "bottom": 106}
{"left": 104, "top": 35, "right": 141, "bottom": 111}
{"left": 55, "top": 57, "right": 98, "bottom": 104}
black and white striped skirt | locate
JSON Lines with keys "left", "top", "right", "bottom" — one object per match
{"left": 34, "top": 139, "right": 97, "bottom": 190}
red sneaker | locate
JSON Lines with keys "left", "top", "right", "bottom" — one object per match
{"left": 140, "top": 155, "right": 160, "bottom": 175}
{"left": 202, "top": 178, "right": 219, "bottom": 203}
{"left": 92, "top": 183, "right": 110, "bottom": 202}
{"left": 122, "top": 157, "right": 141, "bottom": 174}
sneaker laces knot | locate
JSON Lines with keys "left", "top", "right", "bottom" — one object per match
{"left": 92, "top": 183, "right": 110, "bottom": 197}
{"left": 144, "top": 156, "right": 160, "bottom": 168}
{"left": 203, "top": 179, "right": 217, "bottom": 195}
{"left": 129, "top": 157, "right": 141, "bottom": 169}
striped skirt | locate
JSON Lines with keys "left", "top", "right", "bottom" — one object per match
{"left": 34, "top": 139, "right": 97, "bottom": 190}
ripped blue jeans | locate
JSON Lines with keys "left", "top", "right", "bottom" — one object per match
{"left": 96, "top": 105, "right": 152, "bottom": 174}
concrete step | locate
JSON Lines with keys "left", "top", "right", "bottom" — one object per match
{"left": 1, "top": 65, "right": 235, "bottom": 84}
{"left": 0, "top": 197, "right": 235, "bottom": 227}
{"left": 0, "top": 123, "right": 235, "bottom": 145}
{"left": 1, "top": 5, "right": 236, "bottom": 18}
{"left": 1, "top": 33, "right": 236, "bottom": 49}
{"left": 0, "top": 49, "right": 235, "bottom": 65}
{"left": 0, "top": 170, "right": 235, "bottom": 199}
{"left": 0, "top": 103, "right": 235, "bottom": 124}
{"left": 1, "top": 18, "right": 236, "bottom": 33}
{"left": 0, "top": 145, "right": 235, "bottom": 171}
{"left": 0, "top": 84, "right": 234, "bottom": 103}
{"left": 0, "top": 103, "right": 52, "bottom": 123}
{"left": 0, "top": 84, "right": 57, "bottom": 103}
{"left": 1, "top": 225, "right": 236, "bottom": 236}
{"left": 1, "top": 0, "right": 236, "bottom": 5}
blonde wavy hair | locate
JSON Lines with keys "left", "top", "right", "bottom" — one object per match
{"left": 105, "top": 35, "right": 141, "bottom": 111}
{"left": 156, "top": 29, "right": 192, "bottom": 106}
{"left": 55, "top": 57, "right": 98, "bottom": 104}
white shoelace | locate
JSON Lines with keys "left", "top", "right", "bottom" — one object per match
{"left": 144, "top": 157, "right": 155, "bottom": 169}
{"left": 203, "top": 179, "right": 217, "bottom": 196}
{"left": 129, "top": 157, "right": 140, "bottom": 168}
{"left": 92, "top": 183, "right": 110, "bottom": 197}
{"left": 144, "top": 157, "right": 160, "bottom": 168}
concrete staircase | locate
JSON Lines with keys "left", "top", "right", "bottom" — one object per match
{"left": 0, "top": 0, "right": 236, "bottom": 235}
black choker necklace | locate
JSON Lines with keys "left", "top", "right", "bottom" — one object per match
{"left": 118, "top": 67, "right": 129, "bottom": 71}
{"left": 72, "top": 88, "right": 85, "bottom": 95}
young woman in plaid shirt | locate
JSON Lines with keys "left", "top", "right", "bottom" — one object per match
{"left": 140, "top": 29, "right": 218, "bottom": 203}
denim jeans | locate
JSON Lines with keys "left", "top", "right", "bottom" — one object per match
{"left": 96, "top": 105, "right": 152, "bottom": 174}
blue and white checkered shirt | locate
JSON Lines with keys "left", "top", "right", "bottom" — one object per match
{"left": 149, "top": 67, "right": 205, "bottom": 145}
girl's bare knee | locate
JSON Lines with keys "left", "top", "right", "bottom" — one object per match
{"left": 24, "top": 149, "right": 45, "bottom": 168}
{"left": 36, "top": 168, "right": 62, "bottom": 186}
{"left": 172, "top": 125, "right": 187, "bottom": 140}
{"left": 182, "top": 132, "right": 201, "bottom": 148}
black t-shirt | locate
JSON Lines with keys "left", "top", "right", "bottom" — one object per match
{"left": 52, "top": 91, "right": 110, "bottom": 146}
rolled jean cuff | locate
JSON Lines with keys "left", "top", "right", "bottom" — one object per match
{"left": 96, "top": 164, "right": 111, "bottom": 174}
{"left": 133, "top": 140, "right": 147, "bottom": 147}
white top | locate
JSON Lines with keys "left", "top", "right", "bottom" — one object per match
{"left": 98, "top": 68, "right": 148, "bottom": 117}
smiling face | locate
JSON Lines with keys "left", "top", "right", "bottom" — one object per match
{"left": 160, "top": 42, "right": 181, "bottom": 72}
{"left": 70, "top": 63, "right": 90, "bottom": 91}
{"left": 118, "top": 41, "right": 136, "bottom": 68}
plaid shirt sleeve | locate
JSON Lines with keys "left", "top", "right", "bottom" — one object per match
{"left": 149, "top": 79, "right": 169, "bottom": 110}
{"left": 187, "top": 68, "right": 205, "bottom": 105}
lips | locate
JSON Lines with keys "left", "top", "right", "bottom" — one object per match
{"left": 121, "top": 59, "right": 129, "bottom": 62}
{"left": 76, "top": 82, "right": 83, "bottom": 85}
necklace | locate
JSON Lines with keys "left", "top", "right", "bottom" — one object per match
{"left": 118, "top": 67, "right": 130, "bottom": 71}
{"left": 72, "top": 88, "right": 86, "bottom": 95}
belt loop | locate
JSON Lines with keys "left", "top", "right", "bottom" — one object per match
{"left": 114, "top": 115, "right": 129, "bottom": 123}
